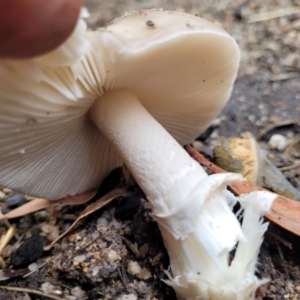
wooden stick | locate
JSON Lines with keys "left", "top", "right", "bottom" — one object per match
{"left": 248, "top": 7, "right": 300, "bottom": 23}
{"left": 0, "top": 285, "right": 66, "bottom": 300}
{"left": 185, "top": 145, "right": 300, "bottom": 236}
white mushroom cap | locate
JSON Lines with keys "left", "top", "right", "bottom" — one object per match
{"left": 94, "top": 10, "right": 240, "bottom": 143}
{"left": 0, "top": 10, "right": 239, "bottom": 200}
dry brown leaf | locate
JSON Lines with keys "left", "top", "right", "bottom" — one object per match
{"left": 0, "top": 190, "right": 97, "bottom": 221}
{"left": 0, "top": 268, "right": 29, "bottom": 281}
{"left": 213, "top": 132, "right": 300, "bottom": 200}
{"left": 44, "top": 188, "right": 127, "bottom": 251}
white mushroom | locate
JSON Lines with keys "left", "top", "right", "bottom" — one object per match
{"left": 0, "top": 10, "right": 274, "bottom": 299}
{"left": 0, "top": 10, "right": 239, "bottom": 201}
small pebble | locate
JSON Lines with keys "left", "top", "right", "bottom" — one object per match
{"left": 40, "top": 224, "right": 60, "bottom": 241}
{"left": 286, "top": 131, "right": 295, "bottom": 139}
{"left": 61, "top": 238, "right": 69, "bottom": 251}
{"left": 248, "top": 114, "right": 256, "bottom": 122}
{"left": 28, "top": 262, "right": 37, "bottom": 271}
{"left": 127, "top": 261, "right": 141, "bottom": 275}
{"left": 69, "top": 233, "right": 80, "bottom": 243}
{"left": 106, "top": 249, "right": 120, "bottom": 262}
{"left": 135, "top": 281, "right": 148, "bottom": 295}
{"left": 214, "top": 117, "right": 223, "bottom": 124}
{"left": 54, "top": 290, "right": 63, "bottom": 295}
{"left": 269, "top": 134, "right": 288, "bottom": 151}
{"left": 71, "top": 286, "right": 86, "bottom": 298}
{"left": 136, "top": 267, "right": 152, "bottom": 280}
{"left": 2, "top": 192, "right": 27, "bottom": 214}
{"left": 0, "top": 191, "right": 6, "bottom": 200}
{"left": 41, "top": 282, "right": 56, "bottom": 294}
{"left": 100, "top": 210, "right": 112, "bottom": 220}
{"left": 191, "top": 140, "right": 203, "bottom": 152}
{"left": 91, "top": 265, "right": 101, "bottom": 276}
{"left": 93, "top": 251, "right": 101, "bottom": 261}
{"left": 92, "top": 232, "right": 100, "bottom": 240}
{"left": 7, "top": 192, "right": 27, "bottom": 208}
{"left": 210, "top": 129, "right": 219, "bottom": 139}
{"left": 73, "top": 254, "right": 86, "bottom": 263}
{"left": 97, "top": 217, "right": 108, "bottom": 227}
{"left": 116, "top": 294, "right": 138, "bottom": 300}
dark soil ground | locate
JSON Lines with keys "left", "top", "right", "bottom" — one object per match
{"left": 1, "top": 0, "right": 300, "bottom": 299}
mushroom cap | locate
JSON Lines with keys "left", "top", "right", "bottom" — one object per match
{"left": 98, "top": 10, "right": 240, "bottom": 142}
{"left": 0, "top": 10, "right": 240, "bottom": 200}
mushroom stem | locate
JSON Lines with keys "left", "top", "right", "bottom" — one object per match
{"left": 90, "top": 89, "right": 207, "bottom": 223}
{"left": 90, "top": 89, "right": 275, "bottom": 300}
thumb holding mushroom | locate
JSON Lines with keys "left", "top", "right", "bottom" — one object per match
{"left": 0, "top": 0, "right": 83, "bottom": 58}
{"left": 0, "top": 9, "right": 275, "bottom": 300}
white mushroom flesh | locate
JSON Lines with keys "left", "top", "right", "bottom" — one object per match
{"left": 0, "top": 10, "right": 275, "bottom": 300}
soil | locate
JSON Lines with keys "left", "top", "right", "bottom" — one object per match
{"left": 1, "top": 0, "right": 300, "bottom": 299}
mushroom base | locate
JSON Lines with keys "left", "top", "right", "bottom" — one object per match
{"left": 163, "top": 189, "right": 274, "bottom": 300}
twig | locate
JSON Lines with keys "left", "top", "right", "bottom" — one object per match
{"left": 118, "top": 263, "right": 129, "bottom": 290}
{"left": 256, "top": 119, "right": 300, "bottom": 140}
{"left": 248, "top": 7, "right": 300, "bottom": 23}
{"left": 23, "top": 259, "right": 50, "bottom": 278}
{"left": 0, "top": 256, "right": 5, "bottom": 269}
{"left": 122, "top": 236, "right": 142, "bottom": 258}
{"left": 0, "top": 285, "right": 67, "bottom": 300}
{"left": 271, "top": 72, "right": 299, "bottom": 82}
{"left": 0, "top": 224, "right": 16, "bottom": 255}
{"left": 279, "top": 162, "right": 300, "bottom": 172}
{"left": 0, "top": 190, "right": 97, "bottom": 221}
{"left": 44, "top": 188, "right": 126, "bottom": 251}
{"left": 270, "top": 231, "right": 292, "bottom": 249}
{"left": 4, "top": 220, "right": 21, "bottom": 240}
{"left": 284, "top": 135, "right": 300, "bottom": 156}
